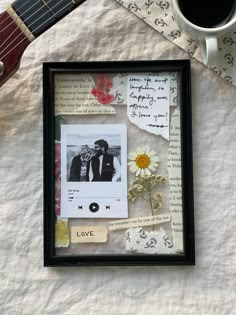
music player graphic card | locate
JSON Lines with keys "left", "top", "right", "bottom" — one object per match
{"left": 60, "top": 124, "right": 128, "bottom": 218}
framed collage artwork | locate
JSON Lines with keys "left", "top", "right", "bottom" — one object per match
{"left": 43, "top": 60, "right": 195, "bottom": 266}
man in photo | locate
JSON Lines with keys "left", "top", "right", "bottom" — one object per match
{"left": 89, "top": 139, "right": 121, "bottom": 182}
{"left": 68, "top": 145, "right": 93, "bottom": 181}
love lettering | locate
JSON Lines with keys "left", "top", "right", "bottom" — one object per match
{"left": 71, "top": 226, "right": 108, "bottom": 243}
{"left": 77, "top": 230, "right": 94, "bottom": 237}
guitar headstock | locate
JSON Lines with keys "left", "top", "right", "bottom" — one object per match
{"left": 0, "top": 10, "right": 31, "bottom": 87}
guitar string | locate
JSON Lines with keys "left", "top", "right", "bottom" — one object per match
{"left": 0, "top": 0, "right": 73, "bottom": 58}
{"left": 0, "top": 13, "right": 12, "bottom": 28}
{"left": 0, "top": 0, "right": 36, "bottom": 33}
{"left": 0, "top": 1, "right": 74, "bottom": 60}
{"left": 0, "top": 0, "right": 70, "bottom": 36}
{"left": 0, "top": 0, "right": 32, "bottom": 28}
{"left": 0, "top": 0, "right": 67, "bottom": 51}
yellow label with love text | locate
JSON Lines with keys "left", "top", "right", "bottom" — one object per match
{"left": 71, "top": 226, "right": 108, "bottom": 243}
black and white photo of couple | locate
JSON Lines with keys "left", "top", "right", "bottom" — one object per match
{"left": 61, "top": 124, "right": 127, "bottom": 218}
{"left": 68, "top": 139, "right": 121, "bottom": 182}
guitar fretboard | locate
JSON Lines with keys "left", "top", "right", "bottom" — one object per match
{"left": 12, "top": 0, "right": 84, "bottom": 37}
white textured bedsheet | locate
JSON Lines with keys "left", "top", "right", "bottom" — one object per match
{"left": 0, "top": 0, "right": 236, "bottom": 314}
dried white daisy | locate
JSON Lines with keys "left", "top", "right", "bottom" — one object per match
{"left": 128, "top": 146, "right": 159, "bottom": 176}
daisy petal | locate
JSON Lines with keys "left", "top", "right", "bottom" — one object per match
{"left": 150, "top": 162, "right": 158, "bottom": 168}
{"left": 136, "top": 168, "right": 141, "bottom": 176}
{"left": 128, "top": 152, "right": 137, "bottom": 160}
{"left": 130, "top": 164, "right": 138, "bottom": 173}
{"left": 151, "top": 158, "right": 159, "bottom": 163}
{"left": 148, "top": 165, "right": 157, "bottom": 172}
{"left": 136, "top": 146, "right": 145, "bottom": 154}
{"left": 145, "top": 168, "right": 151, "bottom": 175}
{"left": 140, "top": 169, "right": 145, "bottom": 176}
{"left": 144, "top": 147, "right": 151, "bottom": 154}
{"left": 149, "top": 150, "right": 157, "bottom": 157}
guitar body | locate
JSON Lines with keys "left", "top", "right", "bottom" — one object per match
{"left": 0, "top": 10, "right": 30, "bottom": 87}
{"left": 0, "top": 0, "right": 86, "bottom": 88}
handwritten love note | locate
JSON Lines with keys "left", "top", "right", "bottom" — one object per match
{"left": 127, "top": 74, "right": 170, "bottom": 140}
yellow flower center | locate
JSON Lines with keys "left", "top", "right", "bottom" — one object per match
{"left": 135, "top": 154, "right": 150, "bottom": 169}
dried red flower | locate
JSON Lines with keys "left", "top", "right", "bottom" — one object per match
{"left": 91, "top": 74, "right": 114, "bottom": 105}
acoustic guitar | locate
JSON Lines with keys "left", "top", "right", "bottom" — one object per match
{"left": 0, "top": 0, "right": 86, "bottom": 87}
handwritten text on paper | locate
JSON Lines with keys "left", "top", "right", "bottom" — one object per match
{"left": 127, "top": 74, "right": 170, "bottom": 140}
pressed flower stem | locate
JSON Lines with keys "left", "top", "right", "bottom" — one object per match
{"left": 148, "top": 191, "right": 155, "bottom": 231}
{"left": 140, "top": 196, "right": 150, "bottom": 202}
{"left": 141, "top": 194, "right": 155, "bottom": 230}
{"left": 148, "top": 192, "right": 154, "bottom": 214}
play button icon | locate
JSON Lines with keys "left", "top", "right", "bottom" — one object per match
{"left": 89, "top": 202, "right": 99, "bottom": 213}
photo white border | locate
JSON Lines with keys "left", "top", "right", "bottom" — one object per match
{"left": 60, "top": 124, "right": 128, "bottom": 218}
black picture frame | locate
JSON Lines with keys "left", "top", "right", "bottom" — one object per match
{"left": 43, "top": 60, "right": 195, "bottom": 266}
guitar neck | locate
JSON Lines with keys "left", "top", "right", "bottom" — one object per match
{"left": 0, "top": 0, "right": 86, "bottom": 87}
{"left": 11, "top": 0, "right": 86, "bottom": 37}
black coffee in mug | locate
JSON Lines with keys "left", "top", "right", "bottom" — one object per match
{"left": 178, "top": 0, "right": 236, "bottom": 28}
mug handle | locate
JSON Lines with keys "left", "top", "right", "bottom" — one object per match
{"left": 200, "top": 36, "right": 218, "bottom": 65}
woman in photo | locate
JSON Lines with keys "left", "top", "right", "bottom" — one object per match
{"left": 68, "top": 145, "right": 93, "bottom": 182}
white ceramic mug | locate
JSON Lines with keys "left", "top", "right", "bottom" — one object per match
{"left": 171, "top": 0, "right": 236, "bottom": 64}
